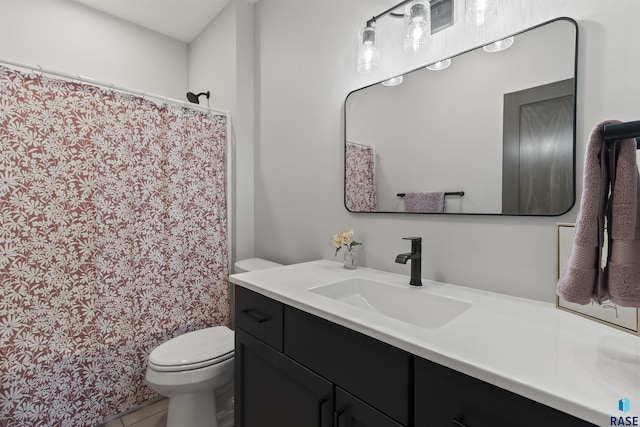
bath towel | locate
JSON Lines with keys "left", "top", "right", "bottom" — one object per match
{"left": 607, "top": 131, "right": 640, "bottom": 307}
{"left": 557, "top": 120, "right": 640, "bottom": 307}
{"left": 404, "top": 192, "right": 445, "bottom": 213}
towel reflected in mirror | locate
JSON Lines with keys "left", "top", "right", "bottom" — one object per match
{"left": 403, "top": 192, "right": 446, "bottom": 213}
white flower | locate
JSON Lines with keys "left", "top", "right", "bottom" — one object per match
{"left": 331, "top": 229, "right": 362, "bottom": 255}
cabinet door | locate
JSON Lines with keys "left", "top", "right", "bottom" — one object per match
{"left": 414, "top": 357, "right": 596, "bottom": 427}
{"left": 335, "top": 387, "right": 405, "bottom": 427}
{"left": 235, "top": 328, "right": 333, "bottom": 427}
{"left": 285, "top": 306, "right": 410, "bottom": 425}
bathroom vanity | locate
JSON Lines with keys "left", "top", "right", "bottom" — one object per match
{"left": 231, "top": 261, "right": 640, "bottom": 426}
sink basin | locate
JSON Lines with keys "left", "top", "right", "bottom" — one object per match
{"left": 310, "top": 277, "right": 471, "bottom": 329}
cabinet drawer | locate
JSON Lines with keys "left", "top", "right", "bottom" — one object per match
{"left": 284, "top": 306, "right": 410, "bottom": 426}
{"left": 414, "top": 357, "right": 596, "bottom": 427}
{"left": 235, "top": 286, "right": 283, "bottom": 351}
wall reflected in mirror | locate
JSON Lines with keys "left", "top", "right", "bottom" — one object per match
{"left": 344, "top": 18, "right": 577, "bottom": 215}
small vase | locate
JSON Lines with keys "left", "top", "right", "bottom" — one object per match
{"left": 343, "top": 248, "right": 357, "bottom": 270}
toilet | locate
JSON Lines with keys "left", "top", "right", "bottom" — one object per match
{"left": 145, "top": 258, "right": 282, "bottom": 427}
{"left": 234, "top": 257, "right": 283, "bottom": 273}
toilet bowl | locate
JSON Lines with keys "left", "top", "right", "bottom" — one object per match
{"left": 145, "top": 258, "right": 282, "bottom": 427}
{"left": 146, "top": 326, "right": 234, "bottom": 427}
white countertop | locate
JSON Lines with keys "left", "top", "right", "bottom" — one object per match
{"left": 230, "top": 260, "right": 640, "bottom": 426}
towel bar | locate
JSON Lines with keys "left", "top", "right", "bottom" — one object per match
{"left": 603, "top": 120, "right": 640, "bottom": 148}
{"left": 397, "top": 191, "right": 464, "bottom": 198}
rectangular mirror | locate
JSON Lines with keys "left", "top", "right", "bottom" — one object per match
{"left": 345, "top": 17, "right": 578, "bottom": 215}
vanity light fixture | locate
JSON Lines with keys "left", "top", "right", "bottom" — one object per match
{"left": 357, "top": 0, "right": 454, "bottom": 74}
{"left": 483, "top": 36, "right": 514, "bottom": 52}
{"left": 426, "top": 58, "right": 451, "bottom": 70}
{"left": 382, "top": 76, "right": 404, "bottom": 86}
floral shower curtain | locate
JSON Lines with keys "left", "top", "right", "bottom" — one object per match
{"left": 0, "top": 66, "right": 230, "bottom": 426}
{"left": 345, "top": 142, "right": 377, "bottom": 212}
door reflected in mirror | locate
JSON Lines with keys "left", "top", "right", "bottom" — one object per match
{"left": 344, "top": 18, "right": 577, "bottom": 215}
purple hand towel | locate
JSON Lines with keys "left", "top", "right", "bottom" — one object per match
{"left": 607, "top": 131, "right": 640, "bottom": 307}
{"left": 404, "top": 192, "right": 445, "bottom": 213}
{"left": 557, "top": 120, "right": 640, "bottom": 307}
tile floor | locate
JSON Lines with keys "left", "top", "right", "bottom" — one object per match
{"left": 101, "top": 399, "right": 168, "bottom": 427}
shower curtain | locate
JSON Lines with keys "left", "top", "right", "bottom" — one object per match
{"left": 0, "top": 66, "right": 230, "bottom": 426}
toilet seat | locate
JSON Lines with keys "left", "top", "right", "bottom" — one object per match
{"left": 148, "top": 326, "right": 234, "bottom": 372}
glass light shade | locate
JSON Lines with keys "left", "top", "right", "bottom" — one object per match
{"left": 483, "top": 36, "right": 514, "bottom": 52}
{"left": 404, "top": 1, "right": 430, "bottom": 54}
{"left": 381, "top": 76, "right": 404, "bottom": 86}
{"left": 466, "top": 0, "right": 497, "bottom": 26}
{"left": 426, "top": 58, "right": 451, "bottom": 70}
{"left": 358, "top": 26, "right": 379, "bottom": 74}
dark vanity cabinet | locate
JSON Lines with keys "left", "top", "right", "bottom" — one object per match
{"left": 285, "top": 305, "right": 409, "bottom": 427}
{"left": 235, "top": 286, "right": 595, "bottom": 427}
{"left": 414, "top": 357, "right": 595, "bottom": 427}
{"left": 235, "top": 286, "right": 407, "bottom": 427}
{"left": 235, "top": 286, "right": 332, "bottom": 426}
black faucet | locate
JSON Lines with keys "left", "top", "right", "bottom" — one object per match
{"left": 395, "top": 237, "right": 422, "bottom": 286}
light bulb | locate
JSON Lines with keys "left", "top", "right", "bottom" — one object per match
{"left": 404, "top": 1, "right": 429, "bottom": 54}
{"left": 483, "top": 36, "right": 514, "bottom": 53}
{"left": 426, "top": 58, "right": 451, "bottom": 70}
{"left": 466, "top": 0, "right": 497, "bottom": 26}
{"left": 358, "top": 26, "right": 379, "bottom": 74}
{"left": 381, "top": 76, "right": 404, "bottom": 86}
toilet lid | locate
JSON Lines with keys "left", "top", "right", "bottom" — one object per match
{"left": 148, "top": 326, "right": 234, "bottom": 372}
{"left": 234, "top": 258, "right": 282, "bottom": 273}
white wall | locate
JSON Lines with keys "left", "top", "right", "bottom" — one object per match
{"left": 0, "top": 0, "right": 188, "bottom": 99}
{"left": 189, "top": 0, "right": 256, "bottom": 265}
{"left": 233, "top": 0, "right": 256, "bottom": 263}
{"left": 254, "top": 0, "right": 640, "bottom": 302}
{"left": 189, "top": 2, "right": 237, "bottom": 113}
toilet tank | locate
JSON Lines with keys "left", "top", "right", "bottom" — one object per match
{"left": 234, "top": 258, "right": 282, "bottom": 273}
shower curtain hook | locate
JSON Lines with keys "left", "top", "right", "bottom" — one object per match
{"left": 35, "top": 65, "right": 43, "bottom": 78}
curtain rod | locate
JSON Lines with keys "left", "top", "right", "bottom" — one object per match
{"left": 0, "top": 56, "right": 230, "bottom": 117}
